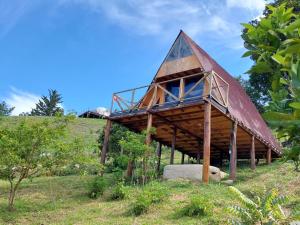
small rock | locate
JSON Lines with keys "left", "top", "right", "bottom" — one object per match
{"left": 222, "top": 179, "right": 234, "bottom": 185}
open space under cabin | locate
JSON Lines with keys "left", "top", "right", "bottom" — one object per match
{"left": 100, "top": 31, "right": 282, "bottom": 183}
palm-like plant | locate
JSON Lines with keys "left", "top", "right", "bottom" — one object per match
{"left": 227, "top": 186, "right": 288, "bottom": 225}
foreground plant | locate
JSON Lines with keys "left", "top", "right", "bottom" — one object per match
{"left": 227, "top": 186, "right": 289, "bottom": 225}
{"left": 0, "top": 115, "right": 84, "bottom": 211}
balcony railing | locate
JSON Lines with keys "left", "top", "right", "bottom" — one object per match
{"left": 110, "top": 71, "right": 229, "bottom": 115}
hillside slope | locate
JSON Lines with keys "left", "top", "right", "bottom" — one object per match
{"left": 0, "top": 161, "right": 299, "bottom": 225}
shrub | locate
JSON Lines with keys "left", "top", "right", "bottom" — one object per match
{"left": 180, "top": 196, "right": 213, "bottom": 217}
{"left": 132, "top": 195, "right": 151, "bottom": 216}
{"left": 131, "top": 181, "right": 168, "bottom": 216}
{"left": 88, "top": 176, "right": 107, "bottom": 199}
{"left": 110, "top": 182, "right": 128, "bottom": 200}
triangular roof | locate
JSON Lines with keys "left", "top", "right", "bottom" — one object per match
{"left": 155, "top": 31, "right": 281, "bottom": 153}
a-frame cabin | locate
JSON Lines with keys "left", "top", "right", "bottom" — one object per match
{"left": 101, "top": 31, "right": 281, "bottom": 183}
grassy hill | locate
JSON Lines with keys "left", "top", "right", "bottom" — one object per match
{"left": 0, "top": 161, "right": 299, "bottom": 224}
{"left": 0, "top": 117, "right": 299, "bottom": 224}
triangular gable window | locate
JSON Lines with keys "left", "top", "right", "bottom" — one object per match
{"left": 165, "top": 34, "right": 193, "bottom": 62}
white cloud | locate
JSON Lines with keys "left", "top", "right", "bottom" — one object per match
{"left": 5, "top": 87, "right": 40, "bottom": 116}
{"left": 226, "top": 0, "right": 266, "bottom": 14}
{"left": 0, "top": 0, "right": 40, "bottom": 37}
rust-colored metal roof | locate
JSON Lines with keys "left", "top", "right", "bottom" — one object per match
{"left": 181, "top": 31, "right": 281, "bottom": 153}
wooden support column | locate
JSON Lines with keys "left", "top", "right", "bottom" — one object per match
{"left": 170, "top": 127, "right": 177, "bottom": 164}
{"left": 146, "top": 113, "right": 153, "bottom": 146}
{"left": 229, "top": 121, "right": 237, "bottom": 180}
{"left": 202, "top": 101, "right": 211, "bottom": 184}
{"left": 267, "top": 148, "right": 272, "bottom": 164}
{"left": 156, "top": 142, "right": 162, "bottom": 173}
{"left": 250, "top": 136, "right": 256, "bottom": 170}
{"left": 181, "top": 153, "right": 185, "bottom": 164}
{"left": 100, "top": 119, "right": 112, "bottom": 164}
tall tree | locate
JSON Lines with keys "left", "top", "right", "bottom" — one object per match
{"left": 241, "top": 0, "right": 300, "bottom": 111}
{"left": 31, "top": 89, "right": 63, "bottom": 116}
{"left": 0, "top": 101, "right": 14, "bottom": 116}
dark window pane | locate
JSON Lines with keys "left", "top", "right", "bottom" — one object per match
{"left": 165, "top": 34, "right": 193, "bottom": 62}
{"left": 184, "top": 77, "right": 204, "bottom": 99}
{"left": 165, "top": 80, "right": 180, "bottom": 102}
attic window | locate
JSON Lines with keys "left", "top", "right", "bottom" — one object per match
{"left": 165, "top": 34, "right": 193, "bottom": 62}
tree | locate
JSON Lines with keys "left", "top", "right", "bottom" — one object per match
{"left": 241, "top": 0, "right": 300, "bottom": 111}
{"left": 0, "top": 101, "right": 14, "bottom": 116}
{"left": 31, "top": 89, "right": 63, "bottom": 116}
{"left": 0, "top": 115, "right": 80, "bottom": 211}
{"left": 119, "top": 129, "right": 155, "bottom": 184}
{"left": 227, "top": 186, "right": 289, "bottom": 225}
{"left": 242, "top": 3, "right": 300, "bottom": 171}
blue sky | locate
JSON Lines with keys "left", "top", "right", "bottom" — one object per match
{"left": 0, "top": 0, "right": 267, "bottom": 115}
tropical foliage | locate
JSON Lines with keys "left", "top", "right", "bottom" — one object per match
{"left": 227, "top": 186, "right": 289, "bottom": 225}
{"left": 241, "top": 0, "right": 300, "bottom": 112}
{"left": 242, "top": 3, "right": 300, "bottom": 171}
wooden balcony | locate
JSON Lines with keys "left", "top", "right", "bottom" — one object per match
{"left": 110, "top": 71, "right": 229, "bottom": 117}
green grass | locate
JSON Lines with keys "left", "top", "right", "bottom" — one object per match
{"left": 0, "top": 161, "right": 299, "bottom": 225}
{"left": 0, "top": 116, "right": 105, "bottom": 147}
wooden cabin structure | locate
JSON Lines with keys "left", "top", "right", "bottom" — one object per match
{"left": 101, "top": 31, "right": 281, "bottom": 183}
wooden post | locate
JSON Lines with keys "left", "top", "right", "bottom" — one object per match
{"left": 229, "top": 121, "right": 237, "bottom": 180}
{"left": 146, "top": 113, "right": 153, "bottom": 146}
{"left": 267, "top": 148, "right": 272, "bottom": 164}
{"left": 156, "top": 142, "right": 162, "bottom": 173}
{"left": 181, "top": 153, "right": 185, "bottom": 164}
{"left": 202, "top": 101, "right": 211, "bottom": 183}
{"left": 170, "top": 127, "right": 176, "bottom": 164}
{"left": 100, "top": 119, "right": 112, "bottom": 164}
{"left": 179, "top": 78, "right": 185, "bottom": 101}
{"left": 250, "top": 136, "right": 256, "bottom": 170}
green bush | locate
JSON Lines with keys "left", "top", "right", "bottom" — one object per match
{"left": 88, "top": 176, "right": 107, "bottom": 199}
{"left": 180, "top": 196, "right": 213, "bottom": 217}
{"left": 132, "top": 195, "right": 151, "bottom": 216}
{"left": 110, "top": 182, "right": 128, "bottom": 200}
{"left": 131, "top": 181, "right": 168, "bottom": 216}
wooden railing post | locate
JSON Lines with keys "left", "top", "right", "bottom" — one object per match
{"left": 179, "top": 78, "right": 185, "bottom": 101}
{"left": 250, "top": 136, "right": 256, "bottom": 170}
{"left": 100, "top": 119, "right": 112, "bottom": 165}
{"left": 202, "top": 101, "right": 211, "bottom": 183}
{"left": 229, "top": 121, "right": 237, "bottom": 180}
{"left": 170, "top": 127, "right": 176, "bottom": 164}
{"left": 267, "top": 148, "right": 272, "bottom": 164}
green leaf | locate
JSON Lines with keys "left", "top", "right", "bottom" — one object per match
{"left": 241, "top": 23, "right": 255, "bottom": 31}
{"left": 289, "top": 102, "right": 300, "bottom": 109}
{"left": 283, "top": 19, "right": 300, "bottom": 33}
{"left": 247, "top": 62, "right": 273, "bottom": 74}
{"left": 271, "top": 54, "right": 286, "bottom": 66}
{"left": 279, "top": 78, "right": 288, "bottom": 85}
{"left": 242, "top": 51, "right": 253, "bottom": 58}
{"left": 263, "top": 112, "right": 294, "bottom": 121}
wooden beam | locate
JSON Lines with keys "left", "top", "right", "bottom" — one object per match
{"left": 179, "top": 78, "right": 185, "bottom": 101}
{"left": 100, "top": 119, "right": 112, "bottom": 164}
{"left": 202, "top": 101, "right": 211, "bottom": 183}
{"left": 181, "top": 153, "right": 185, "bottom": 164}
{"left": 250, "top": 135, "right": 256, "bottom": 170}
{"left": 170, "top": 127, "right": 177, "bottom": 164}
{"left": 267, "top": 148, "right": 272, "bottom": 164}
{"left": 229, "top": 121, "right": 237, "bottom": 180}
{"left": 156, "top": 142, "right": 162, "bottom": 173}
